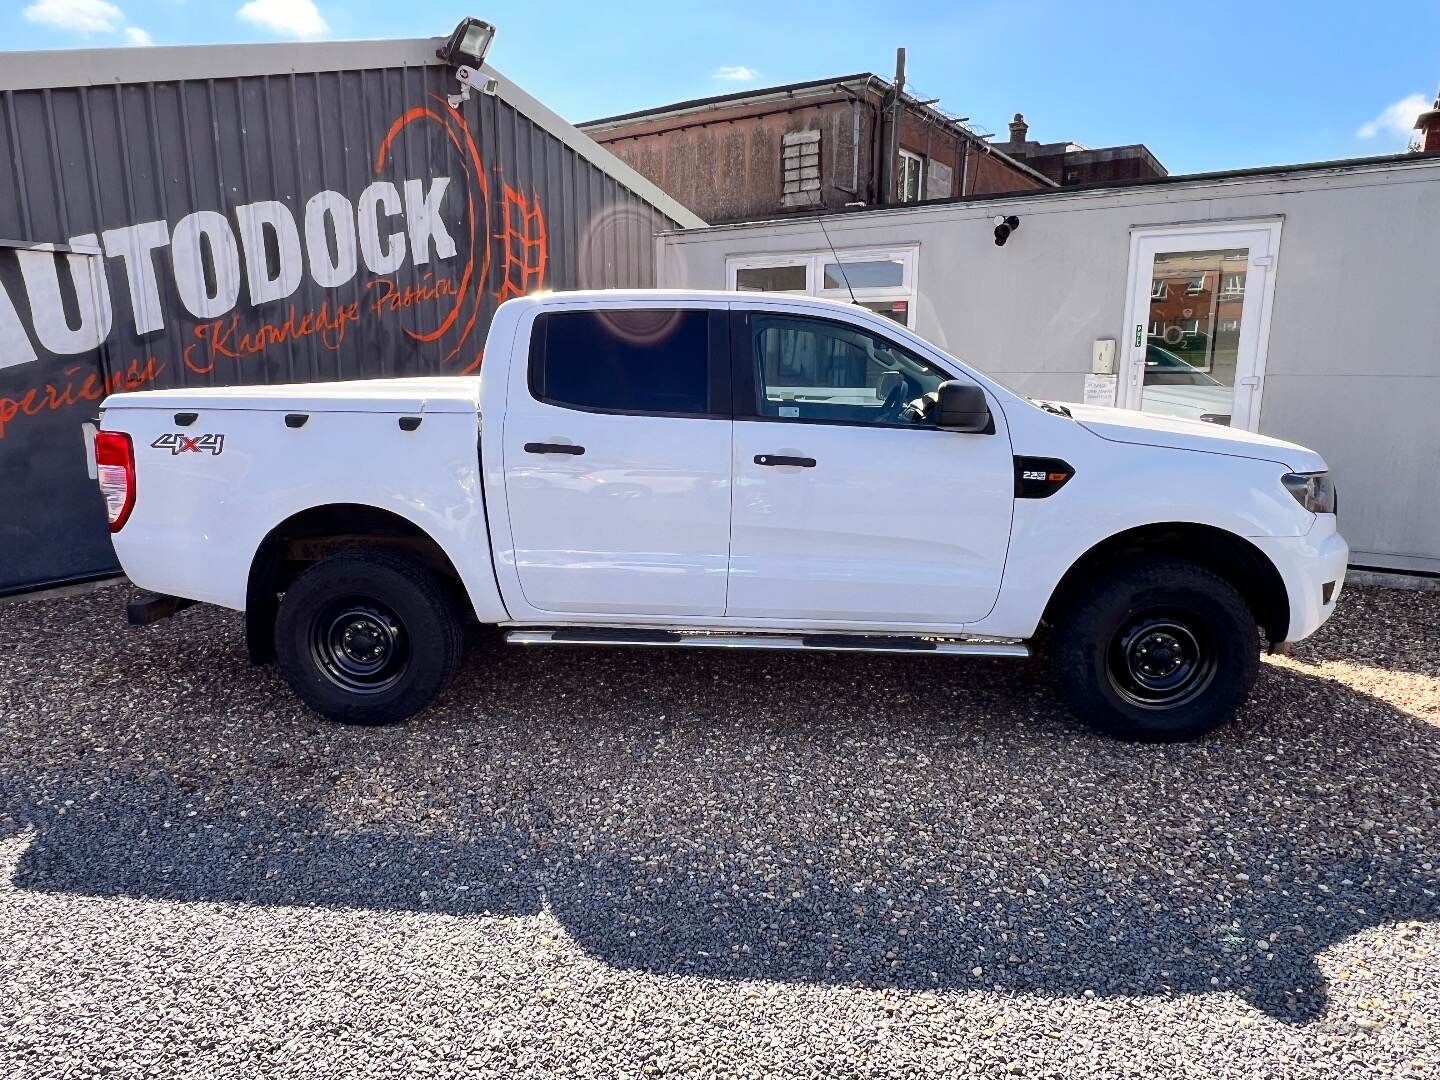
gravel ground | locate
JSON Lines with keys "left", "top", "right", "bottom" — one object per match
{"left": 0, "top": 582, "right": 1436, "bottom": 1079}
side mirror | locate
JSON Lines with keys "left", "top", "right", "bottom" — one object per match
{"left": 933, "top": 380, "right": 992, "bottom": 433}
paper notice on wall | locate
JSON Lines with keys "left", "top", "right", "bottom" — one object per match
{"left": 1083, "top": 373, "right": 1118, "bottom": 408}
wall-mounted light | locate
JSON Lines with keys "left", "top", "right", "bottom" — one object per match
{"left": 439, "top": 17, "right": 500, "bottom": 108}
{"left": 438, "top": 17, "right": 496, "bottom": 68}
{"left": 994, "top": 214, "right": 1020, "bottom": 247}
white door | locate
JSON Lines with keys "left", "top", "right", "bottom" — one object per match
{"left": 500, "top": 305, "right": 732, "bottom": 617}
{"left": 1119, "top": 222, "right": 1282, "bottom": 431}
{"left": 727, "top": 308, "right": 1014, "bottom": 626}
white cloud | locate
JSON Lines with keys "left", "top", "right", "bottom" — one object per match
{"left": 123, "top": 26, "right": 153, "bottom": 45}
{"left": 713, "top": 65, "right": 759, "bottom": 83}
{"left": 236, "top": 0, "right": 328, "bottom": 39}
{"left": 1357, "top": 93, "right": 1431, "bottom": 141}
{"left": 22, "top": 0, "right": 125, "bottom": 33}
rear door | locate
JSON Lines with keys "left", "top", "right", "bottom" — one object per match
{"left": 497, "top": 303, "right": 732, "bottom": 618}
{"left": 726, "top": 306, "right": 1014, "bottom": 626}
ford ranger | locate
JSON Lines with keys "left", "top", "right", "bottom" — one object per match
{"left": 94, "top": 291, "right": 1347, "bottom": 741}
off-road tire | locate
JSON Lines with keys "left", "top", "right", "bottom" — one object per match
{"left": 275, "top": 549, "right": 463, "bottom": 725}
{"left": 1052, "top": 557, "right": 1260, "bottom": 742}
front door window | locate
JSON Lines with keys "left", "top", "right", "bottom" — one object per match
{"left": 1123, "top": 223, "right": 1281, "bottom": 432}
{"left": 749, "top": 313, "right": 946, "bottom": 425}
{"left": 1141, "top": 249, "right": 1248, "bottom": 426}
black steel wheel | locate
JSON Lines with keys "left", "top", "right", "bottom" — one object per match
{"left": 275, "top": 549, "right": 463, "bottom": 725}
{"left": 1052, "top": 557, "right": 1260, "bottom": 742}
{"left": 309, "top": 598, "right": 410, "bottom": 695}
{"left": 1106, "top": 612, "right": 1218, "bottom": 710}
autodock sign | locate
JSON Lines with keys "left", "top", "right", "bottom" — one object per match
{"left": 0, "top": 55, "right": 672, "bottom": 593}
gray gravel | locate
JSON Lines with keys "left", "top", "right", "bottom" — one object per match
{"left": 0, "top": 582, "right": 1436, "bottom": 1079}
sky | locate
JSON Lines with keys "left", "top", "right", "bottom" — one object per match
{"left": 5, "top": 0, "right": 1439, "bottom": 175}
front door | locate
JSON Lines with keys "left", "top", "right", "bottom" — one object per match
{"left": 726, "top": 308, "right": 1014, "bottom": 626}
{"left": 500, "top": 305, "right": 732, "bottom": 617}
{"left": 1120, "top": 222, "right": 1282, "bottom": 431}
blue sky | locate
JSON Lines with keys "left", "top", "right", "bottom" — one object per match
{"left": 7, "top": 0, "right": 1439, "bottom": 175}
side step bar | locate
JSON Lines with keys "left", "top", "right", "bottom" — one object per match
{"left": 505, "top": 628, "right": 1029, "bottom": 658}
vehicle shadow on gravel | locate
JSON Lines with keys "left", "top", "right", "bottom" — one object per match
{"left": 2, "top": 592, "right": 1437, "bottom": 1024}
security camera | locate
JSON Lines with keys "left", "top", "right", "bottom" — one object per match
{"left": 993, "top": 215, "right": 1021, "bottom": 247}
{"left": 448, "top": 66, "right": 500, "bottom": 108}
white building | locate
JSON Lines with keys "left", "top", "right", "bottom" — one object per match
{"left": 657, "top": 153, "right": 1440, "bottom": 576}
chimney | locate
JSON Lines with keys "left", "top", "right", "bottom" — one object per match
{"left": 1008, "top": 113, "right": 1029, "bottom": 143}
{"left": 1416, "top": 92, "right": 1440, "bottom": 153}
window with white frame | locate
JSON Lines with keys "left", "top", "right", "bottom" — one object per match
{"left": 726, "top": 247, "right": 919, "bottom": 327}
{"left": 1219, "top": 273, "right": 1246, "bottom": 299}
{"left": 898, "top": 150, "right": 925, "bottom": 204}
{"left": 1151, "top": 279, "right": 1168, "bottom": 300}
{"left": 1181, "top": 318, "right": 1201, "bottom": 337}
{"left": 1185, "top": 277, "right": 1205, "bottom": 297}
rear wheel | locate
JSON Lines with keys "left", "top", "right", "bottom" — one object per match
{"left": 275, "top": 549, "right": 463, "bottom": 725}
{"left": 1052, "top": 558, "right": 1260, "bottom": 741}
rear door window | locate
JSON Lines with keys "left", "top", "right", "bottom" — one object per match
{"left": 529, "top": 309, "right": 722, "bottom": 417}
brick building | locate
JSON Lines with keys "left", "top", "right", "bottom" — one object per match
{"left": 1416, "top": 92, "right": 1440, "bottom": 152}
{"left": 991, "top": 113, "right": 1168, "bottom": 187}
{"left": 578, "top": 72, "right": 1053, "bottom": 225}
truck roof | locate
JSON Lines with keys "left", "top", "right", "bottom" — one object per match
{"left": 509, "top": 289, "right": 867, "bottom": 313}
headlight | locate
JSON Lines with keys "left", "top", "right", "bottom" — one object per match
{"left": 1281, "top": 471, "right": 1336, "bottom": 515}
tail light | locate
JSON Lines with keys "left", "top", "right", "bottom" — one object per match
{"left": 95, "top": 430, "right": 136, "bottom": 532}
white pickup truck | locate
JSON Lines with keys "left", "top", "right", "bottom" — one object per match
{"left": 94, "top": 291, "right": 1347, "bottom": 741}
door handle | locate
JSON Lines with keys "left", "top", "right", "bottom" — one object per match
{"left": 525, "top": 442, "right": 585, "bottom": 455}
{"left": 755, "top": 454, "right": 816, "bottom": 468}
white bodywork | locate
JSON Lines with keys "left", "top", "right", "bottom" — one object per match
{"left": 100, "top": 290, "right": 1347, "bottom": 644}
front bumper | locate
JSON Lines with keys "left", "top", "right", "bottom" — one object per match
{"left": 1250, "top": 517, "right": 1348, "bottom": 643}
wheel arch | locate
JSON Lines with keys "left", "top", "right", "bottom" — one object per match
{"left": 245, "top": 502, "right": 473, "bottom": 664}
{"left": 1041, "top": 522, "right": 1291, "bottom": 645}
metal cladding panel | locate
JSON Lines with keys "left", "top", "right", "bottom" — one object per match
{"left": 0, "top": 63, "right": 684, "bottom": 593}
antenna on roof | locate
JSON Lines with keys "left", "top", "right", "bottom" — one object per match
{"left": 815, "top": 214, "right": 857, "bottom": 306}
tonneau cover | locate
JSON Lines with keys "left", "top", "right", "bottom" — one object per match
{"left": 100, "top": 376, "right": 484, "bottom": 415}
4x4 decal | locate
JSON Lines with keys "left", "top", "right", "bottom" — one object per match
{"left": 151, "top": 432, "right": 226, "bottom": 456}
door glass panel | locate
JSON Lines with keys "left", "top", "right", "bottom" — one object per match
{"left": 735, "top": 264, "right": 807, "bottom": 292}
{"left": 1142, "top": 248, "right": 1247, "bottom": 426}
{"left": 749, "top": 314, "right": 946, "bottom": 425}
{"left": 823, "top": 258, "right": 905, "bottom": 290}
{"left": 532, "top": 309, "right": 712, "bottom": 415}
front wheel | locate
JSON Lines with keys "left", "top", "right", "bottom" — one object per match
{"left": 275, "top": 549, "right": 463, "bottom": 725}
{"left": 1051, "top": 558, "right": 1261, "bottom": 742}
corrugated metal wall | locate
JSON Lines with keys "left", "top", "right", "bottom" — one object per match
{"left": 0, "top": 60, "right": 684, "bottom": 594}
